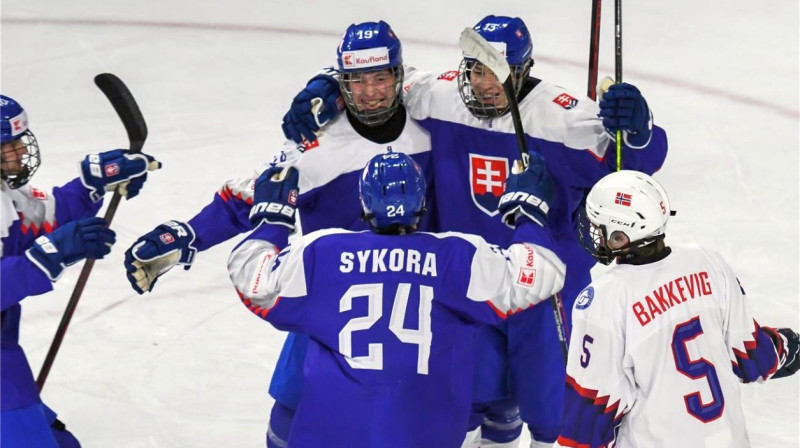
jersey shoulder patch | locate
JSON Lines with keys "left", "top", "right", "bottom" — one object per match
{"left": 552, "top": 92, "right": 579, "bottom": 110}
{"left": 575, "top": 285, "right": 595, "bottom": 310}
{"left": 437, "top": 70, "right": 459, "bottom": 81}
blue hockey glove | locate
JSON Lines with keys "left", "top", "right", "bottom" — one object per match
{"left": 124, "top": 220, "right": 197, "bottom": 294}
{"left": 498, "top": 153, "right": 554, "bottom": 228}
{"left": 598, "top": 83, "right": 653, "bottom": 149}
{"left": 250, "top": 166, "right": 300, "bottom": 231}
{"left": 773, "top": 328, "right": 800, "bottom": 379}
{"left": 25, "top": 216, "right": 116, "bottom": 281}
{"left": 80, "top": 149, "right": 161, "bottom": 202}
{"left": 281, "top": 72, "right": 343, "bottom": 144}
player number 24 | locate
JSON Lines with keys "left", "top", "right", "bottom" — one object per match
{"left": 338, "top": 283, "right": 433, "bottom": 375}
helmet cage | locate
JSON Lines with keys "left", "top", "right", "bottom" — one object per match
{"left": 577, "top": 210, "right": 663, "bottom": 265}
{"left": 1, "top": 130, "right": 41, "bottom": 189}
{"left": 338, "top": 65, "right": 404, "bottom": 126}
{"left": 457, "top": 58, "right": 533, "bottom": 119}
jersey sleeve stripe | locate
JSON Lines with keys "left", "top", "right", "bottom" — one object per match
{"left": 731, "top": 320, "right": 780, "bottom": 382}
{"left": 560, "top": 374, "right": 624, "bottom": 447}
{"left": 235, "top": 287, "right": 281, "bottom": 320}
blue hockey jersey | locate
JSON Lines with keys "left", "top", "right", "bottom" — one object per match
{"left": 401, "top": 68, "right": 669, "bottom": 435}
{"left": 1, "top": 178, "right": 101, "bottom": 410}
{"left": 228, "top": 225, "right": 561, "bottom": 448}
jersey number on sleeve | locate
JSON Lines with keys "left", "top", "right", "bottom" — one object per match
{"left": 671, "top": 316, "right": 725, "bottom": 422}
{"left": 338, "top": 283, "right": 433, "bottom": 374}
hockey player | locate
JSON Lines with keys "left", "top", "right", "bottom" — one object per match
{"left": 1, "top": 94, "right": 159, "bottom": 447}
{"left": 227, "top": 151, "right": 565, "bottom": 448}
{"left": 556, "top": 170, "right": 799, "bottom": 447}
{"left": 280, "top": 15, "right": 669, "bottom": 447}
{"left": 122, "top": 21, "right": 440, "bottom": 448}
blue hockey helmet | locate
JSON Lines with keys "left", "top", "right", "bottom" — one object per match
{"left": 359, "top": 152, "right": 426, "bottom": 233}
{"left": 336, "top": 21, "right": 404, "bottom": 126}
{"left": 1, "top": 94, "right": 41, "bottom": 189}
{"left": 458, "top": 15, "right": 535, "bottom": 119}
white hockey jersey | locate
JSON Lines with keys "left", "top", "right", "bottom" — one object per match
{"left": 556, "top": 244, "right": 786, "bottom": 448}
{"left": 186, "top": 108, "right": 435, "bottom": 251}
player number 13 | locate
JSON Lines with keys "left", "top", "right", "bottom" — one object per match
{"left": 338, "top": 283, "right": 433, "bottom": 375}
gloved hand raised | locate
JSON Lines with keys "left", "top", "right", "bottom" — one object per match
{"left": 80, "top": 149, "right": 161, "bottom": 202}
{"left": 773, "top": 327, "right": 800, "bottom": 379}
{"left": 250, "top": 166, "right": 300, "bottom": 231}
{"left": 25, "top": 216, "right": 116, "bottom": 281}
{"left": 598, "top": 81, "right": 653, "bottom": 149}
{"left": 124, "top": 221, "right": 197, "bottom": 294}
{"left": 498, "top": 152, "right": 554, "bottom": 228}
{"left": 281, "top": 72, "right": 343, "bottom": 144}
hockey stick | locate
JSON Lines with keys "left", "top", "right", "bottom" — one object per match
{"left": 459, "top": 28, "right": 569, "bottom": 363}
{"left": 614, "top": 0, "right": 623, "bottom": 171}
{"left": 37, "top": 74, "right": 148, "bottom": 390}
{"left": 587, "top": 0, "right": 603, "bottom": 100}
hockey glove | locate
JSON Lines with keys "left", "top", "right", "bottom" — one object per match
{"left": 80, "top": 149, "right": 161, "bottom": 202}
{"left": 598, "top": 82, "right": 653, "bottom": 149}
{"left": 773, "top": 328, "right": 800, "bottom": 379}
{"left": 250, "top": 166, "right": 300, "bottom": 231}
{"left": 498, "top": 152, "right": 554, "bottom": 228}
{"left": 25, "top": 217, "right": 116, "bottom": 281}
{"left": 124, "top": 220, "right": 197, "bottom": 294}
{"left": 281, "top": 72, "right": 343, "bottom": 144}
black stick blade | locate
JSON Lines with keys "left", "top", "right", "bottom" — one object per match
{"left": 94, "top": 73, "right": 148, "bottom": 153}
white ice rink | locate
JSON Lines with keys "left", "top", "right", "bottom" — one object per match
{"left": 2, "top": 0, "right": 798, "bottom": 446}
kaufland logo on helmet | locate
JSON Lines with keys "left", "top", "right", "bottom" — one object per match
{"left": 343, "top": 47, "right": 390, "bottom": 69}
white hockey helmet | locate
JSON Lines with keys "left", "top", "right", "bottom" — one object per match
{"left": 580, "top": 170, "right": 672, "bottom": 264}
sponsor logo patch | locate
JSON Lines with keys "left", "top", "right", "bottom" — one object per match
{"left": 288, "top": 189, "right": 298, "bottom": 206}
{"left": 437, "top": 70, "right": 459, "bottom": 81}
{"left": 342, "top": 47, "right": 390, "bottom": 69}
{"left": 575, "top": 286, "right": 595, "bottom": 310}
{"left": 517, "top": 268, "right": 535, "bottom": 286}
{"left": 9, "top": 111, "right": 28, "bottom": 136}
{"left": 469, "top": 154, "right": 508, "bottom": 217}
{"left": 104, "top": 163, "right": 120, "bottom": 177}
{"left": 553, "top": 93, "right": 579, "bottom": 110}
{"left": 31, "top": 187, "right": 48, "bottom": 200}
{"left": 159, "top": 233, "right": 175, "bottom": 244}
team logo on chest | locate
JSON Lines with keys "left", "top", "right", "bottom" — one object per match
{"left": 469, "top": 154, "right": 508, "bottom": 217}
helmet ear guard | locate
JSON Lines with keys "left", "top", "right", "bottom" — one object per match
{"left": 578, "top": 170, "right": 675, "bottom": 265}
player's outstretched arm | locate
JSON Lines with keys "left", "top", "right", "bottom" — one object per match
{"left": 122, "top": 166, "right": 267, "bottom": 294}
{"left": 2, "top": 217, "right": 115, "bottom": 307}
